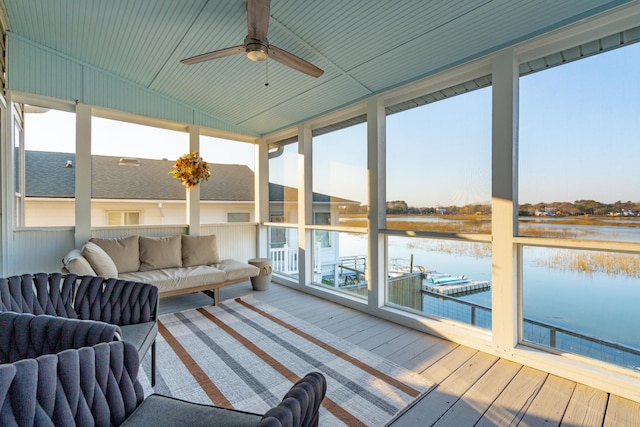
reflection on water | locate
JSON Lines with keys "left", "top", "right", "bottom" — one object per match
{"left": 341, "top": 230, "right": 640, "bottom": 353}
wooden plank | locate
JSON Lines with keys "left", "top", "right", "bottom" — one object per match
{"left": 350, "top": 322, "right": 408, "bottom": 348}
{"left": 519, "top": 375, "right": 576, "bottom": 427}
{"left": 604, "top": 394, "right": 640, "bottom": 427}
{"left": 324, "top": 312, "right": 387, "bottom": 337}
{"left": 308, "top": 305, "right": 362, "bottom": 327}
{"left": 433, "top": 359, "right": 522, "bottom": 426}
{"left": 372, "top": 329, "right": 428, "bottom": 358}
{"left": 387, "top": 335, "right": 459, "bottom": 370}
{"left": 388, "top": 352, "right": 498, "bottom": 426}
{"left": 561, "top": 383, "right": 607, "bottom": 426}
{"left": 475, "top": 366, "right": 548, "bottom": 427}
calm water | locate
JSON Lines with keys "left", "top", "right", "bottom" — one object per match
{"left": 340, "top": 227, "right": 640, "bottom": 350}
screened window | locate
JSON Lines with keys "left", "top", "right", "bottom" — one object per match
{"left": 200, "top": 135, "right": 255, "bottom": 224}
{"left": 384, "top": 82, "right": 492, "bottom": 329}
{"left": 269, "top": 141, "right": 298, "bottom": 223}
{"left": 519, "top": 41, "right": 640, "bottom": 369}
{"left": 92, "top": 117, "right": 187, "bottom": 226}
{"left": 21, "top": 106, "right": 76, "bottom": 227}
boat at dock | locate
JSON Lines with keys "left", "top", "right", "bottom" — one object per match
{"left": 428, "top": 275, "right": 469, "bottom": 285}
{"left": 422, "top": 271, "right": 490, "bottom": 296}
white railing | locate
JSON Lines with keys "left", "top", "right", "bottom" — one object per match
{"left": 270, "top": 245, "right": 299, "bottom": 274}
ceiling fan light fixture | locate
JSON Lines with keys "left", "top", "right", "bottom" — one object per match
{"left": 246, "top": 40, "right": 268, "bottom": 61}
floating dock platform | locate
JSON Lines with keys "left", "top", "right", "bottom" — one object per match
{"left": 423, "top": 279, "right": 491, "bottom": 295}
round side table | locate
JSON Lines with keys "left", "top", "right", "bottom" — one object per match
{"left": 248, "top": 258, "right": 273, "bottom": 291}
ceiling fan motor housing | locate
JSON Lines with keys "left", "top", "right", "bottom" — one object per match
{"left": 245, "top": 36, "right": 269, "bottom": 61}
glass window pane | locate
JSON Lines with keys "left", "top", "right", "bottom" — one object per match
{"left": 386, "top": 87, "right": 492, "bottom": 234}
{"left": 200, "top": 136, "right": 255, "bottom": 224}
{"left": 268, "top": 226, "right": 298, "bottom": 279}
{"left": 23, "top": 107, "right": 76, "bottom": 226}
{"left": 519, "top": 43, "right": 640, "bottom": 242}
{"left": 92, "top": 117, "right": 188, "bottom": 226}
{"left": 124, "top": 212, "right": 140, "bottom": 225}
{"left": 387, "top": 236, "right": 492, "bottom": 330}
{"left": 269, "top": 142, "right": 298, "bottom": 223}
{"left": 312, "top": 123, "right": 368, "bottom": 226}
{"left": 227, "top": 212, "right": 250, "bottom": 222}
{"left": 522, "top": 246, "right": 640, "bottom": 370}
{"left": 313, "top": 231, "right": 368, "bottom": 299}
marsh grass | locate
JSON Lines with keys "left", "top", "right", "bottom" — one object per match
{"left": 340, "top": 214, "right": 640, "bottom": 276}
{"left": 543, "top": 250, "right": 640, "bottom": 278}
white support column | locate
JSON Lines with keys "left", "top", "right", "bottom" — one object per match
{"left": 0, "top": 95, "right": 13, "bottom": 274}
{"left": 491, "top": 50, "right": 520, "bottom": 353}
{"left": 187, "top": 126, "right": 200, "bottom": 235}
{"left": 75, "top": 104, "right": 92, "bottom": 248}
{"left": 255, "top": 138, "right": 269, "bottom": 257}
{"left": 298, "top": 123, "right": 313, "bottom": 287}
{"left": 367, "top": 97, "right": 386, "bottom": 309}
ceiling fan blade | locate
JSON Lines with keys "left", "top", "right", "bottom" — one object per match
{"left": 247, "top": 0, "right": 270, "bottom": 41}
{"left": 180, "top": 45, "right": 244, "bottom": 65}
{"left": 269, "top": 45, "right": 324, "bottom": 78}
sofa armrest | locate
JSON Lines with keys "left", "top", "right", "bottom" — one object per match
{"left": 73, "top": 275, "right": 159, "bottom": 326}
{"left": 0, "top": 312, "right": 121, "bottom": 363}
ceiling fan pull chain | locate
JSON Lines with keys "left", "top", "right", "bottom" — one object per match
{"left": 265, "top": 59, "right": 269, "bottom": 87}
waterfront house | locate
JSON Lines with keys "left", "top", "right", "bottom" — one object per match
{"left": 2, "top": 0, "right": 640, "bottom": 422}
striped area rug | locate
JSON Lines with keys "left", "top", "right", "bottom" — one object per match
{"left": 138, "top": 297, "right": 433, "bottom": 426}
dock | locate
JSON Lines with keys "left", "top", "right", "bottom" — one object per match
{"left": 423, "top": 279, "right": 491, "bottom": 295}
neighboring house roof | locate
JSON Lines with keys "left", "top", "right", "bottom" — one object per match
{"left": 25, "top": 151, "right": 253, "bottom": 201}
{"left": 25, "top": 151, "right": 357, "bottom": 204}
{"left": 267, "top": 183, "right": 354, "bottom": 205}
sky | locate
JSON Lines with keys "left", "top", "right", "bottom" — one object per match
{"left": 23, "top": 114, "right": 256, "bottom": 169}
{"left": 23, "top": 42, "right": 640, "bottom": 207}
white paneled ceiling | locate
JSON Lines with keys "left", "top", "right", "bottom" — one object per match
{"left": 1, "top": 0, "right": 632, "bottom": 135}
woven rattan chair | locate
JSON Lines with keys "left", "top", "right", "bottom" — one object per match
{"left": 0, "top": 317, "right": 327, "bottom": 427}
{"left": 0, "top": 272, "right": 159, "bottom": 386}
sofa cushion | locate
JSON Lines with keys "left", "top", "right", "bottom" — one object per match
{"left": 139, "top": 236, "right": 182, "bottom": 272}
{"left": 119, "top": 265, "right": 227, "bottom": 294}
{"left": 121, "top": 394, "right": 262, "bottom": 426}
{"left": 62, "top": 249, "right": 97, "bottom": 276}
{"left": 90, "top": 236, "right": 140, "bottom": 273}
{"left": 82, "top": 242, "right": 118, "bottom": 278}
{"left": 181, "top": 234, "right": 220, "bottom": 267}
{"left": 217, "top": 259, "right": 260, "bottom": 281}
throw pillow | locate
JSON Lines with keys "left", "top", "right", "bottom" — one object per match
{"left": 89, "top": 236, "right": 140, "bottom": 273}
{"left": 81, "top": 242, "right": 118, "bottom": 278}
{"left": 182, "top": 234, "right": 220, "bottom": 267}
{"left": 62, "top": 249, "right": 97, "bottom": 275}
{"left": 139, "top": 235, "right": 182, "bottom": 272}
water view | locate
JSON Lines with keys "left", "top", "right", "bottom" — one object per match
{"left": 331, "top": 220, "right": 640, "bottom": 371}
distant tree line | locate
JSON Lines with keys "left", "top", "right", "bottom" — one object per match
{"left": 378, "top": 200, "right": 640, "bottom": 216}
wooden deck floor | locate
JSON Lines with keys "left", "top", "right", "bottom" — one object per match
{"left": 159, "top": 282, "right": 640, "bottom": 426}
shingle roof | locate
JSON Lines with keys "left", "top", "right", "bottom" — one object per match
{"left": 25, "top": 151, "right": 254, "bottom": 201}
{"left": 25, "top": 151, "right": 354, "bottom": 204}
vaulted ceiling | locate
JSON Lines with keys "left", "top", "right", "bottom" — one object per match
{"left": 1, "top": 0, "right": 631, "bottom": 136}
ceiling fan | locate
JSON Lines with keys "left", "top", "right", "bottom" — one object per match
{"left": 180, "top": 0, "right": 324, "bottom": 78}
